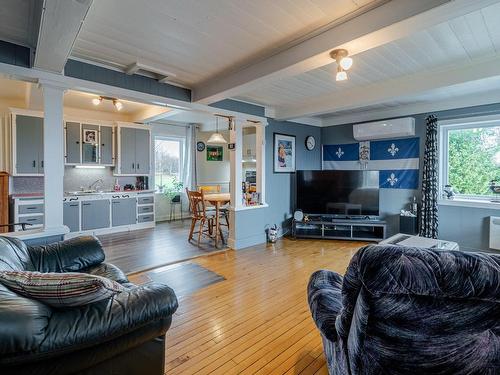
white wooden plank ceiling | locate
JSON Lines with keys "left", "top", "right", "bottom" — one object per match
{"left": 236, "top": 2, "right": 500, "bottom": 111}
{"left": 71, "top": 0, "right": 376, "bottom": 86}
{"left": 0, "top": 0, "right": 40, "bottom": 47}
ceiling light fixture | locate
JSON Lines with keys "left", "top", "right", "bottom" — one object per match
{"left": 330, "top": 49, "right": 353, "bottom": 81}
{"left": 92, "top": 97, "right": 102, "bottom": 106}
{"left": 91, "top": 96, "right": 124, "bottom": 111}
{"left": 113, "top": 99, "right": 123, "bottom": 111}
{"left": 207, "top": 115, "right": 228, "bottom": 144}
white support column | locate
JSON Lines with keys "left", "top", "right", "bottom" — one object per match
{"left": 40, "top": 81, "right": 66, "bottom": 231}
{"left": 229, "top": 119, "right": 244, "bottom": 210}
{"left": 228, "top": 118, "right": 244, "bottom": 248}
{"left": 255, "top": 122, "right": 266, "bottom": 205}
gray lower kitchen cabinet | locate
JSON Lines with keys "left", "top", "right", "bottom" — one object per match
{"left": 100, "top": 126, "right": 113, "bottom": 165}
{"left": 63, "top": 202, "right": 80, "bottom": 232}
{"left": 15, "top": 114, "right": 44, "bottom": 174}
{"left": 134, "top": 128, "right": 150, "bottom": 174}
{"left": 65, "top": 122, "right": 81, "bottom": 164}
{"left": 81, "top": 200, "right": 110, "bottom": 230}
{"left": 120, "top": 127, "right": 137, "bottom": 174}
{"left": 111, "top": 198, "right": 137, "bottom": 226}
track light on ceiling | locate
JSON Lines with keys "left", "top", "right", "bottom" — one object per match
{"left": 91, "top": 96, "right": 124, "bottom": 111}
{"left": 92, "top": 97, "right": 102, "bottom": 106}
{"left": 330, "top": 49, "right": 352, "bottom": 81}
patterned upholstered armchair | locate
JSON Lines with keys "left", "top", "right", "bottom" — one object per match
{"left": 308, "top": 244, "right": 500, "bottom": 375}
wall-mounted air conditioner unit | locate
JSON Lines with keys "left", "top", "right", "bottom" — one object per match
{"left": 353, "top": 117, "right": 415, "bottom": 141}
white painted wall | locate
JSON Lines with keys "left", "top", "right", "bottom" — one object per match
{"left": 196, "top": 130, "right": 230, "bottom": 192}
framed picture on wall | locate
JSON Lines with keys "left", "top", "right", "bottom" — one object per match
{"left": 83, "top": 129, "right": 98, "bottom": 145}
{"left": 273, "top": 133, "right": 296, "bottom": 173}
{"left": 207, "top": 146, "right": 223, "bottom": 161}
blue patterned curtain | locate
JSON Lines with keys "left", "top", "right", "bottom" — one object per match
{"left": 419, "top": 115, "right": 439, "bottom": 238}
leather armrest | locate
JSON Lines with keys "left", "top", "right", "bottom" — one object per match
{"left": 81, "top": 262, "right": 129, "bottom": 284}
{"left": 0, "top": 285, "right": 52, "bottom": 356}
{"left": 28, "top": 236, "right": 105, "bottom": 273}
{"left": 39, "top": 283, "right": 178, "bottom": 354}
{"left": 308, "top": 270, "right": 343, "bottom": 342}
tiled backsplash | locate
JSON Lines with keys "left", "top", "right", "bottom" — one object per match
{"left": 63, "top": 167, "right": 136, "bottom": 192}
{"left": 10, "top": 168, "right": 140, "bottom": 194}
{"left": 11, "top": 177, "right": 44, "bottom": 194}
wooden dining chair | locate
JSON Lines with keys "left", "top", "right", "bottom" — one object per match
{"left": 186, "top": 188, "right": 214, "bottom": 246}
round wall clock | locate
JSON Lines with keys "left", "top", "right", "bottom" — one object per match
{"left": 197, "top": 141, "right": 206, "bottom": 152}
{"left": 305, "top": 136, "right": 316, "bottom": 151}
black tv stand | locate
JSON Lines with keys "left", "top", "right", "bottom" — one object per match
{"left": 293, "top": 217, "right": 387, "bottom": 242}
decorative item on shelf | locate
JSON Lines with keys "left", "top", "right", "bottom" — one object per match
{"left": 123, "top": 184, "right": 135, "bottom": 191}
{"left": 443, "top": 184, "right": 455, "bottom": 199}
{"left": 408, "top": 196, "right": 418, "bottom": 215}
{"left": 113, "top": 179, "right": 120, "bottom": 192}
{"left": 490, "top": 180, "right": 500, "bottom": 202}
{"left": 196, "top": 141, "right": 205, "bottom": 152}
{"left": 207, "top": 146, "right": 223, "bottom": 161}
{"left": 305, "top": 136, "right": 316, "bottom": 151}
{"left": 207, "top": 115, "right": 228, "bottom": 144}
{"left": 267, "top": 224, "right": 279, "bottom": 243}
{"left": 274, "top": 133, "right": 296, "bottom": 173}
{"left": 83, "top": 129, "right": 98, "bottom": 145}
{"left": 358, "top": 141, "right": 370, "bottom": 169}
{"left": 293, "top": 209, "right": 304, "bottom": 222}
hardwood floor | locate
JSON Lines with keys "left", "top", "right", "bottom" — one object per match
{"left": 97, "top": 220, "right": 228, "bottom": 274}
{"left": 129, "top": 237, "right": 367, "bottom": 374}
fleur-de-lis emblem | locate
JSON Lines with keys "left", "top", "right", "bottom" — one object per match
{"left": 336, "top": 147, "right": 344, "bottom": 159}
{"left": 387, "top": 173, "right": 398, "bottom": 186}
{"left": 387, "top": 143, "right": 399, "bottom": 156}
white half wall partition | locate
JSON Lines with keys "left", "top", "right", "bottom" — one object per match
{"left": 40, "top": 80, "right": 67, "bottom": 234}
{"left": 228, "top": 118, "right": 269, "bottom": 250}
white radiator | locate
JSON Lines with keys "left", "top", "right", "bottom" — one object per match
{"left": 490, "top": 216, "right": 500, "bottom": 250}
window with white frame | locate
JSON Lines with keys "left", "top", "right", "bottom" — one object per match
{"left": 440, "top": 116, "right": 500, "bottom": 199}
{"left": 154, "top": 136, "right": 184, "bottom": 193}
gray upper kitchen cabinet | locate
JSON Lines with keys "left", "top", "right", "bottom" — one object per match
{"left": 134, "top": 128, "right": 150, "bottom": 174}
{"left": 111, "top": 197, "right": 137, "bottom": 226}
{"left": 15, "top": 114, "right": 44, "bottom": 175}
{"left": 100, "top": 126, "right": 113, "bottom": 165}
{"left": 65, "top": 122, "right": 81, "bottom": 164}
{"left": 81, "top": 200, "right": 110, "bottom": 231}
{"left": 63, "top": 201, "right": 80, "bottom": 232}
{"left": 118, "top": 126, "right": 150, "bottom": 175}
{"left": 120, "top": 127, "right": 137, "bottom": 174}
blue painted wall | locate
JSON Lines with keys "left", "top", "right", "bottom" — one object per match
{"left": 322, "top": 103, "right": 500, "bottom": 251}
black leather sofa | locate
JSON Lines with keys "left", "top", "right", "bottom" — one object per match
{"left": 0, "top": 235, "right": 178, "bottom": 375}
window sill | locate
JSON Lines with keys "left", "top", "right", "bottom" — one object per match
{"left": 231, "top": 203, "right": 269, "bottom": 211}
{"left": 438, "top": 198, "right": 500, "bottom": 210}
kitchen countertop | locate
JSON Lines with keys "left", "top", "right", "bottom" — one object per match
{"left": 10, "top": 190, "right": 156, "bottom": 199}
{"left": 64, "top": 189, "right": 156, "bottom": 197}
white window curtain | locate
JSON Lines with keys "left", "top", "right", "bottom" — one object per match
{"left": 181, "top": 123, "right": 197, "bottom": 190}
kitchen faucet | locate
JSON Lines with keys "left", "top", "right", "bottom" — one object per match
{"left": 88, "top": 179, "right": 104, "bottom": 191}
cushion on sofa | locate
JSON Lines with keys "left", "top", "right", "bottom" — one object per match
{"left": 0, "top": 271, "right": 124, "bottom": 308}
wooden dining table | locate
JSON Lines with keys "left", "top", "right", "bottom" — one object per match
{"left": 204, "top": 193, "right": 230, "bottom": 248}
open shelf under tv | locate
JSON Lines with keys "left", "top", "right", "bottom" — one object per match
{"left": 293, "top": 217, "right": 387, "bottom": 242}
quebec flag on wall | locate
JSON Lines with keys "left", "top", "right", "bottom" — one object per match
{"left": 323, "top": 137, "right": 420, "bottom": 189}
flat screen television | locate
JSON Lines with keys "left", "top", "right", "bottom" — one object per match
{"left": 296, "top": 170, "right": 379, "bottom": 217}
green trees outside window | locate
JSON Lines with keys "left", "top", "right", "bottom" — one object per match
{"left": 448, "top": 125, "right": 500, "bottom": 196}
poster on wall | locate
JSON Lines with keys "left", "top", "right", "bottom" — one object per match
{"left": 207, "top": 146, "right": 223, "bottom": 161}
{"left": 274, "top": 133, "right": 296, "bottom": 173}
